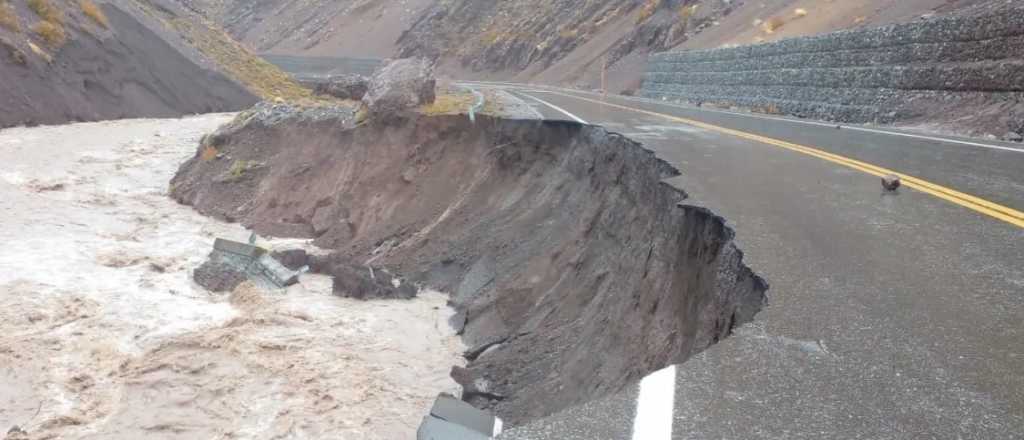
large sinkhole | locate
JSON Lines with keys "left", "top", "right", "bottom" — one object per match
{"left": 170, "top": 107, "right": 768, "bottom": 426}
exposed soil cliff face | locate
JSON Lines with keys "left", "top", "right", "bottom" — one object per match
{"left": 170, "top": 107, "right": 768, "bottom": 424}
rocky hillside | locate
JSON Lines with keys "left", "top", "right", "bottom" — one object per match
{"left": 178, "top": 0, "right": 1008, "bottom": 93}
{"left": 174, "top": 0, "right": 434, "bottom": 58}
{"left": 0, "top": 0, "right": 306, "bottom": 128}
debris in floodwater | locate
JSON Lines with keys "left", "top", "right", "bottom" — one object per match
{"left": 271, "top": 248, "right": 310, "bottom": 270}
{"left": 309, "top": 254, "right": 417, "bottom": 300}
{"left": 193, "top": 238, "right": 306, "bottom": 292}
{"left": 6, "top": 426, "right": 28, "bottom": 440}
{"left": 417, "top": 393, "right": 504, "bottom": 440}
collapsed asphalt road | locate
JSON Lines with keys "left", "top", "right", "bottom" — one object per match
{"left": 476, "top": 84, "right": 1024, "bottom": 439}
{"left": 168, "top": 103, "right": 767, "bottom": 426}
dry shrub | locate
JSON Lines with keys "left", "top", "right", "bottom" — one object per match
{"left": 636, "top": 0, "right": 662, "bottom": 24}
{"left": 167, "top": 17, "right": 311, "bottom": 101}
{"left": 200, "top": 145, "right": 218, "bottom": 162}
{"left": 28, "top": 0, "right": 61, "bottom": 24}
{"left": 480, "top": 29, "right": 503, "bottom": 45}
{"left": 0, "top": 1, "right": 20, "bottom": 32}
{"left": 761, "top": 16, "right": 785, "bottom": 34}
{"left": 678, "top": 4, "right": 697, "bottom": 31}
{"left": 794, "top": 8, "right": 808, "bottom": 18}
{"left": 27, "top": 0, "right": 65, "bottom": 47}
{"left": 418, "top": 93, "right": 475, "bottom": 116}
{"left": 80, "top": 0, "right": 108, "bottom": 28}
{"left": 33, "top": 20, "right": 64, "bottom": 47}
{"left": 754, "top": 103, "right": 780, "bottom": 115}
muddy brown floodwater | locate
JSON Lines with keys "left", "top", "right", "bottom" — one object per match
{"left": 0, "top": 115, "right": 464, "bottom": 440}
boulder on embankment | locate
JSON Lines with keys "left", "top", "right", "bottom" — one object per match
{"left": 361, "top": 58, "right": 436, "bottom": 117}
{"left": 311, "top": 74, "right": 370, "bottom": 100}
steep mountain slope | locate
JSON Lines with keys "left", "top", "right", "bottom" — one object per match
{"left": 673, "top": 0, "right": 1014, "bottom": 51}
{"left": 175, "top": 0, "right": 434, "bottom": 58}
{"left": 183, "top": 0, "right": 1005, "bottom": 93}
{"left": 0, "top": 0, "right": 305, "bottom": 128}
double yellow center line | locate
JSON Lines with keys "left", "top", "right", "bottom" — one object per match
{"left": 539, "top": 91, "right": 1024, "bottom": 229}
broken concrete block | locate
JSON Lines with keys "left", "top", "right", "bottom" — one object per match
{"left": 257, "top": 254, "right": 302, "bottom": 287}
{"left": 193, "top": 260, "right": 248, "bottom": 292}
{"left": 214, "top": 238, "right": 266, "bottom": 258}
{"left": 417, "top": 416, "right": 491, "bottom": 440}
{"left": 417, "top": 394, "right": 503, "bottom": 439}
{"left": 195, "top": 239, "right": 305, "bottom": 291}
{"left": 429, "top": 394, "right": 503, "bottom": 437}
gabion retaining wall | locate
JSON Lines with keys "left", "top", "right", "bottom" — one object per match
{"left": 640, "top": 8, "right": 1024, "bottom": 123}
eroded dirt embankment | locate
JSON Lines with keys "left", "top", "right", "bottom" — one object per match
{"left": 170, "top": 107, "right": 768, "bottom": 424}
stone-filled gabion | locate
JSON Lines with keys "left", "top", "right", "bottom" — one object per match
{"left": 641, "top": 8, "right": 1024, "bottom": 123}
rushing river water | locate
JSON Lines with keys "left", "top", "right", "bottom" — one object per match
{"left": 0, "top": 114, "right": 463, "bottom": 440}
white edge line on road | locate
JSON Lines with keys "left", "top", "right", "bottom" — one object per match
{"left": 813, "top": 123, "right": 1024, "bottom": 153}
{"left": 496, "top": 89, "right": 545, "bottom": 120}
{"left": 520, "top": 93, "right": 589, "bottom": 124}
{"left": 627, "top": 99, "right": 1024, "bottom": 154}
{"left": 631, "top": 364, "right": 677, "bottom": 440}
{"left": 464, "top": 81, "right": 1024, "bottom": 154}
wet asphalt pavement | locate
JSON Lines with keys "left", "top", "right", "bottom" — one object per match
{"left": 486, "top": 85, "right": 1024, "bottom": 439}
